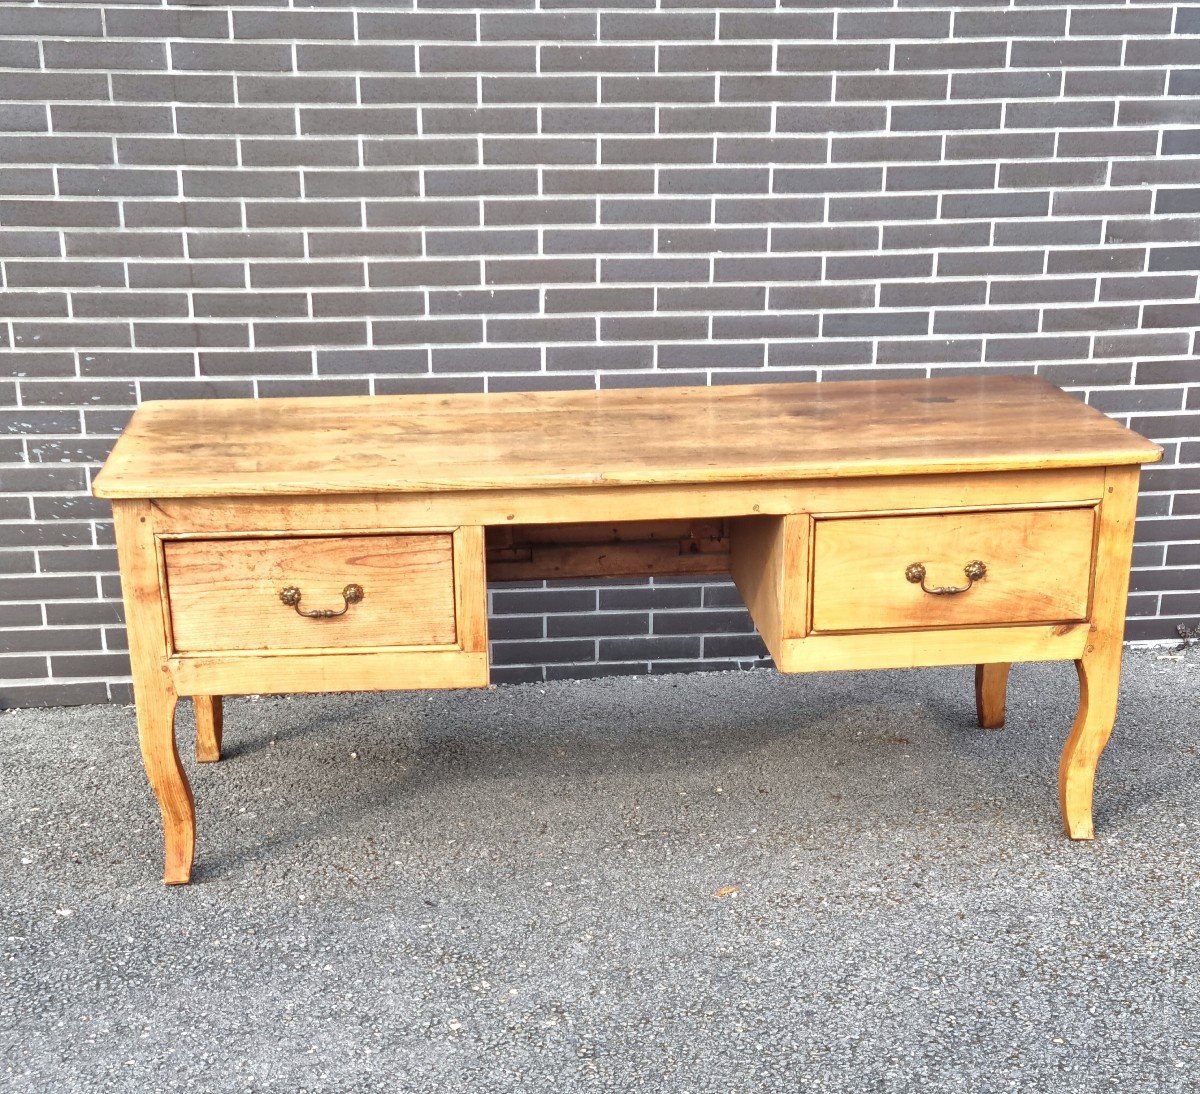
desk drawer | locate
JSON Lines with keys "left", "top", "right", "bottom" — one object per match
{"left": 811, "top": 507, "right": 1095, "bottom": 633}
{"left": 164, "top": 533, "right": 458, "bottom": 654}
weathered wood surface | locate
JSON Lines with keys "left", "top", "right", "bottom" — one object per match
{"left": 93, "top": 376, "right": 1162, "bottom": 500}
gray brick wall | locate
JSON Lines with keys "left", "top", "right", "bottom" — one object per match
{"left": 1, "top": 1, "right": 1198, "bottom": 708}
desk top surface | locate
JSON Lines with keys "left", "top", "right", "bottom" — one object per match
{"left": 92, "top": 375, "right": 1162, "bottom": 500}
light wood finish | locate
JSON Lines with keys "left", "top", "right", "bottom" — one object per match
{"left": 811, "top": 507, "right": 1096, "bottom": 633}
{"left": 1059, "top": 466, "right": 1141, "bottom": 840}
{"left": 170, "top": 650, "right": 489, "bottom": 698}
{"left": 730, "top": 514, "right": 810, "bottom": 655}
{"left": 775, "top": 623, "right": 1088, "bottom": 674}
{"left": 164, "top": 533, "right": 457, "bottom": 654}
{"left": 148, "top": 467, "right": 1108, "bottom": 535}
{"left": 93, "top": 377, "right": 1161, "bottom": 500}
{"left": 450, "top": 525, "right": 489, "bottom": 660}
{"left": 487, "top": 519, "right": 730, "bottom": 581}
{"left": 975, "top": 663, "right": 1011, "bottom": 729}
{"left": 92, "top": 379, "right": 1163, "bottom": 881}
{"left": 194, "top": 695, "right": 223, "bottom": 762}
{"left": 112, "top": 499, "right": 194, "bottom": 886}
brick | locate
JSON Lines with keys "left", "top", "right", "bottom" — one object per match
{"left": 1007, "top": 102, "right": 1116, "bottom": 130}
{"left": 1048, "top": 248, "right": 1147, "bottom": 274}
{"left": 1011, "top": 39, "right": 1123, "bottom": 69}
{"left": 546, "top": 344, "right": 652, "bottom": 371}
{"left": 1, "top": 74, "right": 109, "bottom": 103}
{"left": 721, "top": 12, "right": 832, "bottom": 40}
{"left": 359, "top": 12, "right": 475, "bottom": 41}
{"left": 896, "top": 41, "right": 1006, "bottom": 71}
{"left": 602, "top": 13, "right": 716, "bottom": 41}
{"left": 660, "top": 44, "right": 771, "bottom": 73}
{"left": 430, "top": 346, "right": 540, "bottom": 373}
{"left": 309, "top": 171, "right": 419, "bottom": 199}
{"left": 118, "top": 137, "right": 238, "bottom": 168}
{"left": 254, "top": 321, "right": 367, "bottom": 348}
{"left": 1073, "top": 7, "right": 1175, "bottom": 36}
{"left": 297, "top": 44, "right": 416, "bottom": 73}
{"left": 840, "top": 10, "right": 950, "bottom": 39}
{"left": 1055, "top": 189, "right": 1153, "bottom": 218}
{"left": 176, "top": 106, "right": 296, "bottom": 137}
{"left": 778, "top": 43, "right": 891, "bottom": 73}
{"left": 73, "top": 293, "right": 189, "bottom": 320}
{"left": 366, "top": 201, "right": 476, "bottom": 230}
{"left": 1, "top": 6, "right": 102, "bottom": 34}
{"left": 543, "top": 168, "right": 654, "bottom": 196}
{"left": 59, "top": 168, "right": 179, "bottom": 198}
{"left": 0, "top": 106, "right": 48, "bottom": 134}
{"left": 244, "top": 138, "right": 359, "bottom": 169}
{"left": 105, "top": 9, "right": 228, "bottom": 39}
{"left": 985, "top": 336, "right": 1091, "bottom": 363}
{"left": 364, "top": 76, "right": 476, "bottom": 106}
{"left": 951, "top": 71, "right": 1062, "bottom": 101}
{"left": 1155, "top": 190, "right": 1200, "bottom": 216}
{"left": 1102, "top": 274, "right": 1198, "bottom": 302}
{"left": 301, "top": 108, "right": 418, "bottom": 138}
{"left": 194, "top": 292, "right": 309, "bottom": 320}
{"left": 238, "top": 76, "right": 357, "bottom": 106}
{"left": 251, "top": 262, "right": 367, "bottom": 289}
{"left": 12, "top": 322, "right": 129, "bottom": 350}
{"left": 317, "top": 349, "right": 426, "bottom": 377}
{"left": 370, "top": 260, "right": 480, "bottom": 289}
{"left": 425, "top": 107, "right": 537, "bottom": 137}
{"left": 840, "top": 73, "right": 948, "bottom": 103}
{"left": 422, "top": 45, "right": 535, "bottom": 74}
{"left": 892, "top": 103, "right": 1002, "bottom": 133}
{"left": 0, "top": 40, "right": 38, "bottom": 68}
{"left": 425, "top": 169, "right": 538, "bottom": 198}
{"left": 202, "top": 350, "right": 311, "bottom": 377}
{"left": 720, "top": 74, "right": 831, "bottom": 104}
{"left": 598, "top": 637, "right": 701, "bottom": 662}
{"left": 171, "top": 42, "right": 294, "bottom": 73}
{"left": 232, "top": 11, "right": 354, "bottom": 40}
{"left": 483, "top": 13, "right": 596, "bottom": 42}
{"left": 44, "top": 41, "right": 166, "bottom": 72}
{"left": 959, "top": 9, "right": 1067, "bottom": 37}
{"left": 130, "top": 262, "right": 243, "bottom": 289}
{"left": 188, "top": 232, "right": 305, "bottom": 260}
{"left": 134, "top": 322, "right": 248, "bottom": 350}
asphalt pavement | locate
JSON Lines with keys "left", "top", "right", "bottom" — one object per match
{"left": 1, "top": 648, "right": 1197, "bottom": 1092}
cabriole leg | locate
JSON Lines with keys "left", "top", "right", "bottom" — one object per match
{"left": 135, "top": 678, "right": 194, "bottom": 884}
{"left": 1057, "top": 465, "right": 1139, "bottom": 841}
{"left": 114, "top": 498, "right": 197, "bottom": 885}
{"left": 1059, "top": 646, "right": 1122, "bottom": 841}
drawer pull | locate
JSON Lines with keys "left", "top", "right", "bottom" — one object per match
{"left": 279, "top": 583, "right": 364, "bottom": 619}
{"left": 904, "top": 559, "right": 987, "bottom": 596}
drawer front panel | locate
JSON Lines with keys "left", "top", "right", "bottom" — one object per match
{"left": 811, "top": 507, "right": 1095, "bottom": 633}
{"left": 165, "top": 533, "right": 458, "bottom": 654}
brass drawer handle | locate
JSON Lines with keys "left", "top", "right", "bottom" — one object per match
{"left": 279, "top": 583, "right": 364, "bottom": 619}
{"left": 905, "top": 560, "right": 986, "bottom": 596}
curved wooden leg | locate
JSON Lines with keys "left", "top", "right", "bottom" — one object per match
{"left": 114, "top": 499, "right": 196, "bottom": 885}
{"left": 195, "top": 695, "right": 223, "bottom": 763}
{"left": 136, "top": 681, "right": 194, "bottom": 884}
{"left": 1057, "top": 465, "right": 1140, "bottom": 841}
{"left": 1059, "top": 646, "right": 1121, "bottom": 841}
{"left": 974, "top": 662, "right": 1011, "bottom": 729}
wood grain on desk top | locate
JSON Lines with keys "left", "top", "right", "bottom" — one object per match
{"left": 92, "top": 375, "right": 1163, "bottom": 500}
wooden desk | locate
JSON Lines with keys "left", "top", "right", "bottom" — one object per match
{"left": 93, "top": 376, "right": 1162, "bottom": 884}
